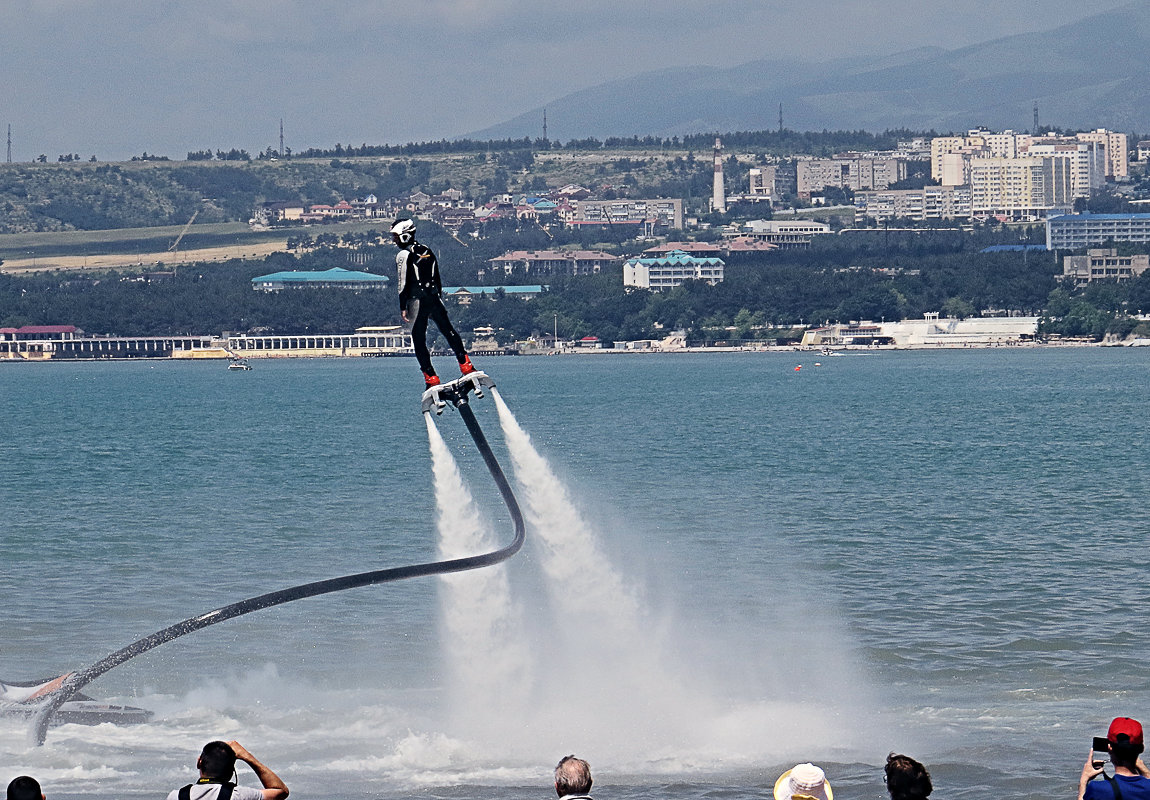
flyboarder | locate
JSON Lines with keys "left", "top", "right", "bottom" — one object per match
{"left": 391, "top": 218, "right": 475, "bottom": 388}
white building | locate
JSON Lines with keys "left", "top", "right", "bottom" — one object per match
{"left": 622, "top": 249, "right": 725, "bottom": 290}
{"left": 741, "top": 219, "right": 831, "bottom": 248}
{"left": 1074, "top": 129, "right": 1129, "bottom": 179}
{"left": 801, "top": 313, "right": 1038, "bottom": 347}
{"left": 933, "top": 128, "right": 1121, "bottom": 187}
{"left": 1046, "top": 213, "right": 1150, "bottom": 249}
{"left": 855, "top": 185, "right": 972, "bottom": 221}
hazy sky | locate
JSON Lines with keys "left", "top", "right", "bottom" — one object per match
{"left": 1, "top": 0, "right": 1133, "bottom": 161}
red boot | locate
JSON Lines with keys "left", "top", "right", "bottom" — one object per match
{"left": 459, "top": 355, "right": 476, "bottom": 375}
{"left": 423, "top": 371, "right": 440, "bottom": 389}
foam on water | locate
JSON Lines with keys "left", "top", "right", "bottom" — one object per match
{"left": 1, "top": 360, "right": 894, "bottom": 798}
{"left": 487, "top": 389, "right": 879, "bottom": 767}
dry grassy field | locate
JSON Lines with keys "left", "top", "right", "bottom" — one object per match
{"left": 0, "top": 239, "right": 289, "bottom": 273}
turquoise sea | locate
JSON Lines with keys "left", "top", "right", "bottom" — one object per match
{"left": 2, "top": 349, "right": 1150, "bottom": 800}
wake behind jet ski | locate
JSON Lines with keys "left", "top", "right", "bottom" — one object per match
{"left": 0, "top": 675, "right": 152, "bottom": 727}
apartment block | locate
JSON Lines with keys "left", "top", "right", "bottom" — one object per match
{"left": 747, "top": 164, "right": 797, "bottom": 201}
{"left": 931, "top": 130, "right": 1025, "bottom": 182}
{"left": 796, "top": 157, "right": 906, "bottom": 198}
{"left": 933, "top": 129, "right": 1123, "bottom": 192}
{"left": 855, "top": 185, "right": 972, "bottom": 221}
{"left": 569, "top": 198, "right": 683, "bottom": 229}
{"left": 1070, "top": 129, "right": 1128, "bottom": 179}
{"left": 1047, "top": 213, "right": 1150, "bottom": 249}
{"left": 1063, "top": 248, "right": 1150, "bottom": 284}
{"left": 968, "top": 157, "right": 1065, "bottom": 220}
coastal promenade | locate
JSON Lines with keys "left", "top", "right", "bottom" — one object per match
{"left": 0, "top": 326, "right": 412, "bottom": 361}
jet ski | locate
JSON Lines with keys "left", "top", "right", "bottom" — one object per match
{"left": 0, "top": 675, "right": 152, "bottom": 726}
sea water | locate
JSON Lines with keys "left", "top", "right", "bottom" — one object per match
{"left": 2, "top": 349, "right": 1149, "bottom": 800}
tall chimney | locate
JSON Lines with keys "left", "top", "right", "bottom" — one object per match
{"left": 712, "top": 137, "right": 726, "bottom": 213}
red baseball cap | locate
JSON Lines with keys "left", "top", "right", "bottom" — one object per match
{"left": 1109, "top": 717, "right": 1144, "bottom": 747}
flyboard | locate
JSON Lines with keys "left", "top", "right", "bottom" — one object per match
{"left": 6, "top": 370, "right": 523, "bottom": 746}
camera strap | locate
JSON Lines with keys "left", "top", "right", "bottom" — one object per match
{"left": 1103, "top": 772, "right": 1123, "bottom": 800}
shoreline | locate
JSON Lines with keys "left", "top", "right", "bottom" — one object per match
{"left": 1, "top": 338, "right": 1136, "bottom": 364}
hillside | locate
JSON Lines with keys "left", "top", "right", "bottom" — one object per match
{"left": 0, "top": 130, "right": 901, "bottom": 237}
{"left": 468, "top": 2, "right": 1150, "bottom": 140}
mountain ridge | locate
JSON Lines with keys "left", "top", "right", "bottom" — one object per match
{"left": 466, "top": 2, "right": 1150, "bottom": 141}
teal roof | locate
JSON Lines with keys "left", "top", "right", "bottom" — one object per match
{"left": 443, "top": 285, "right": 545, "bottom": 295}
{"left": 252, "top": 268, "right": 388, "bottom": 284}
{"left": 624, "top": 249, "right": 725, "bottom": 267}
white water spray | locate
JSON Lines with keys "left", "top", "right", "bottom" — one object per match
{"left": 488, "top": 390, "right": 731, "bottom": 760}
{"left": 424, "top": 415, "right": 531, "bottom": 733}
{"left": 484, "top": 389, "right": 878, "bottom": 766}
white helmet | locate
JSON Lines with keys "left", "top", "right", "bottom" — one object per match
{"left": 390, "top": 219, "right": 416, "bottom": 245}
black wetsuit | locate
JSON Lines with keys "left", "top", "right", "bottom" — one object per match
{"left": 396, "top": 241, "right": 467, "bottom": 376}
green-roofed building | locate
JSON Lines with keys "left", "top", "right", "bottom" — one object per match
{"left": 252, "top": 268, "right": 389, "bottom": 292}
{"left": 442, "top": 285, "right": 545, "bottom": 304}
{"left": 622, "top": 250, "right": 724, "bottom": 290}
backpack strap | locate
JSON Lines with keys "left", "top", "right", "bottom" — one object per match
{"left": 180, "top": 781, "right": 235, "bottom": 800}
{"left": 1103, "top": 773, "right": 1123, "bottom": 800}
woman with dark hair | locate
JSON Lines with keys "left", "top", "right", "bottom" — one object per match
{"left": 885, "top": 753, "right": 932, "bottom": 800}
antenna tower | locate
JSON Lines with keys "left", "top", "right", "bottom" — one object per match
{"left": 6, "top": 124, "right": 10, "bottom": 163}
{"left": 542, "top": 109, "right": 548, "bottom": 143}
{"left": 778, "top": 103, "right": 783, "bottom": 134}
{"left": 1033, "top": 102, "right": 1039, "bottom": 134}
{"left": 279, "top": 119, "right": 285, "bottom": 157}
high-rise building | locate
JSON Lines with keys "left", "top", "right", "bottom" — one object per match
{"left": 796, "top": 156, "right": 905, "bottom": 198}
{"left": 1069, "top": 129, "right": 1128, "bottom": 179}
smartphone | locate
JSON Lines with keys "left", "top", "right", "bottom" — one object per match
{"left": 1094, "top": 736, "right": 1111, "bottom": 768}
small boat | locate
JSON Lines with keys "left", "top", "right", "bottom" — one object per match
{"left": 228, "top": 359, "right": 252, "bottom": 370}
{"left": 0, "top": 675, "right": 152, "bottom": 726}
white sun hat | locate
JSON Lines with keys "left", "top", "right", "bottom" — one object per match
{"left": 774, "top": 763, "right": 833, "bottom": 800}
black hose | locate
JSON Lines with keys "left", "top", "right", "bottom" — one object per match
{"left": 30, "top": 402, "right": 523, "bottom": 745}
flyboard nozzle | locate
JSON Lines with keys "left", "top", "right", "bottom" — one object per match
{"left": 421, "top": 372, "right": 496, "bottom": 415}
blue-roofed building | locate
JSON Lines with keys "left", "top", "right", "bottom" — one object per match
{"left": 1046, "top": 213, "right": 1150, "bottom": 250}
{"left": 252, "top": 268, "right": 389, "bottom": 292}
{"left": 979, "top": 245, "right": 1048, "bottom": 253}
{"left": 622, "top": 249, "right": 725, "bottom": 290}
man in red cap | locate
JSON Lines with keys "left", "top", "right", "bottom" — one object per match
{"left": 1080, "top": 717, "right": 1150, "bottom": 800}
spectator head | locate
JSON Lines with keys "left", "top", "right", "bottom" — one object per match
{"left": 884, "top": 753, "right": 932, "bottom": 800}
{"left": 774, "top": 763, "right": 832, "bottom": 800}
{"left": 197, "top": 740, "right": 238, "bottom": 782}
{"left": 554, "top": 755, "right": 592, "bottom": 798}
{"left": 1109, "top": 717, "right": 1145, "bottom": 767}
{"left": 7, "top": 776, "right": 43, "bottom": 800}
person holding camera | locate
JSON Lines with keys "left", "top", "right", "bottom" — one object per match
{"left": 1080, "top": 717, "right": 1150, "bottom": 800}
{"left": 167, "top": 740, "right": 289, "bottom": 800}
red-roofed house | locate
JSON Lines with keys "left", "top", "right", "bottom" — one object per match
{"left": 489, "top": 249, "right": 620, "bottom": 276}
{"left": 0, "top": 325, "right": 80, "bottom": 341}
{"left": 642, "top": 241, "right": 724, "bottom": 257}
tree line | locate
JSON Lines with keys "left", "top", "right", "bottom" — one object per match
{"left": 3, "top": 225, "right": 1147, "bottom": 343}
